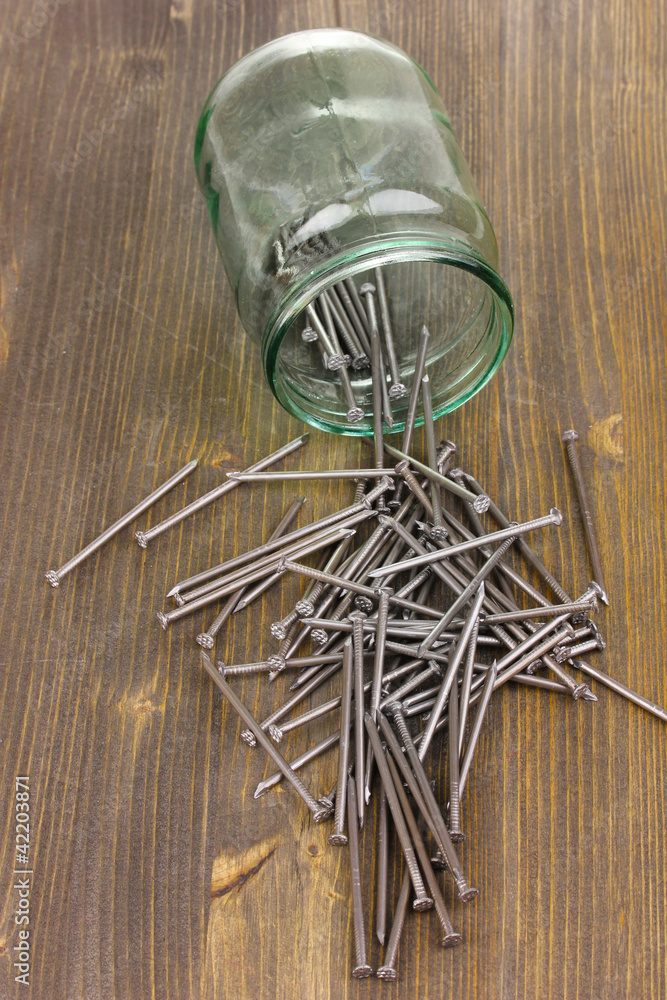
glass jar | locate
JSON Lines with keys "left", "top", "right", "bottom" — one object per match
{"left": 194, "top": 28, "right": 513, "bottom": 435}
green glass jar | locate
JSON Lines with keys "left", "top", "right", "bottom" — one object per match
{"left": 195, "top": 28, "right": 513, "bottom": 434}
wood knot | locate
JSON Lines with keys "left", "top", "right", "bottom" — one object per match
{"left": 589, "top": 413, "right": 624, "bottom": 462}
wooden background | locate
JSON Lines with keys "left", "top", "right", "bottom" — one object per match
{"left": 0, "top": 0, "right": 665, "bottom": 997}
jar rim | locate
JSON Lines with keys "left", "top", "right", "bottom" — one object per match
{"left": 262, "top": 236, "right": 514, "bottom": 435}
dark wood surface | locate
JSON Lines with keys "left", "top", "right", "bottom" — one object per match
{"left": 1, "top": 1, "right": 665, "bottom": 998}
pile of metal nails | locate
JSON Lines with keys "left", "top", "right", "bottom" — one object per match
{"left": 300, "top": 268, "right": 408, "bottom": 426}
{"left": 44, "top": 274, "right": 667, "bottom": 979}
{"left": 180, "top": 431, "right": 614, "bottom": 980}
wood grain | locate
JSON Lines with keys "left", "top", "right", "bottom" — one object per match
{"left": 0, "top": 0, "right": 665, "bottom": 998}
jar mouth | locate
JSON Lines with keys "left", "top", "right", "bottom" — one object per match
{"left": 262, "top": 237, "right": 514, "bottom": 436}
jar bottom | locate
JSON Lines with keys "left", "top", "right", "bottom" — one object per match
{"left": 267, "top": 251, "right": 513, "bottom": 435}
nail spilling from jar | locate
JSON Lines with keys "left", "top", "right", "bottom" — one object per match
{"left": 151, "top": 415, "right": 658, "bottom": 979}
{"left": 299, "top": 269, "right": 415, "bottom": 427}
{"left": 46, "top": 382, "right": 666, "bottom": 977}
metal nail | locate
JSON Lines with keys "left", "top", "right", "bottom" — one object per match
{"left": 370, "top": 509, "right": 563, "bottom": 579}
{"left": 447, "top": 654, "right": 463, "bottom": 842}
{"left": 402, "top": 325, "right": 431, "bottom": 453}
{"left": 370, "top": 313, "right": 385, "bottom": 469}
{"left": 375, "top": 787, "right": 388, "bottom": 946}
{"left": 200, "top": 653, "right": 327, "bottom": 821}
{"left": 562, "top": 429, "right": 608, "bottom": 603}
{"left": 347, "top": 776, "right": 373, "bottom": 978}
{"left": 364, "top": 714, "right": 433, "bottom": 910}
{"left": 228, "top": 468, "right": 396, "bottom": 482}
{"left": 420, "top": 374, "right": 447, "bottom": 540}
{"left": 572, "top": 659, "right": 667, "bottom": 722}
{"left": 323, "top": 288, "right": 368, "bottom": 368}
{"left": 168, "top": 495, "right": 375, "bottom": 598}
{"left": 374, "top": 267, "right": 406, "bottom": 398}
{"left": 382, "top": 442, "right": 490, "bottom": 511}
{"left": 464, "top": 471, "right": 573, "bottom": 604}
{"left": 386, "top": 754, "right": 462, "bottom": 947}
{"left": 334, "top": 281, "right": 372, "bottom": 355}
{"left": 158, "top": 525, "right": 356, "bottom": 629}
{"left": 459, "top": 662, "right": 498, "bottom": 794}
{"left": 384, "top": 703, "right": 477, "bottom": 901}
{"left": 349, "top": 611, "right": 367, "bottom": 828}
{"left": 417, "top": 587, "right": 486, "bottom": 761}
{"left": 46, "top": 459, "right": 198, "bottom": 586}
{"left": 360, "top": 281, "right": 394, "bottom": 428}
{"left": 376, "top": 869, "right": 411, "bottom": 979}
{"left": 329, "top": 639, "right": 355, "bottom": 845}
{"left": 254, "top": 730, "right": 341, "bottom": 798}
{"left": 134, "top": 436, "right": 307, "bottom": 548}
{"left": 306, "top": 301, "right": 346, "bottom": 368}
{"left": 417, "top": 540, "right": 512, "bottom": 656}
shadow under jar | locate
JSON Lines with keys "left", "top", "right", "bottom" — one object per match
{"left": 195, "top": 28, "right": 513, "bottom": 434}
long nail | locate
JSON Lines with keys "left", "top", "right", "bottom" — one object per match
{"left": 572, "top": 659, "right": 667, "bottom": 722}
{"left": 460, "top": 662, "right": 498, "bottom": 793}
{"left": 344, "top": 278, "right": 371, "bottom": 338}
{"left": 384, "top": 704, "right": 477, "bottom": 901}
{"left": 386, "top": 754, "right": 462, "bottom": 947}
{"left": 375, "top": 788, "right": 388, "bottom": 945}
{"left": 382, "top": 442, "right": 489, "bottom": 511}
{"left": 370, "top": 312, "right": 385, "bottom": 469}
{"left": 402, "top": 325, "right": 430, "bottom": 453}
{"left": 458, "top": 612, "right": 480, "bottom": 758}
{"left": 447, "top": 657, "right": 463, "bottom": 842}
{"left": 46, "top": 459, "right": 198, "bottom": 586}
{"left": 282, "top": 560, "right": 444, "bottom": 621}
{"left": 464, "top": 471, "right": 573, "bottom": 604}
{"left": 370, "top": 510, "right": 563, "bottom": 579}
{"left": 561, "top": 429, "right": 608, "bottom": 603}
{"left": 374, "top": 267, "right": 406, "bottom": 398}
{"left": 364, "top": 714, "right": 433, "bottom": 910}
{"left": 200, "top": 653, "right": 327, "bottom": 821}
{"left": 254, "top": 730, "right": 341, "bottom": 798}
{"left": 306, "top": 301, "right": 346, "bottom": 367}
{"left": 420, "top": 374, "right": 446, "bottom": 539}
{"left": 376, "top": 868, "right": 411, "bottom": 979}
{"left": 360, "top": 282, "right": 394, "bottom": 428}
{"left": 417, "top": 539, "right": 512, "bottom": 655}
{"left": 168, "top": 497, "right": 375, "bottom": 598}
{"left": 377, "top": 711, "right": 446, "bottom": 852}
{"left": 329, "top": 640, "right": 355, "bottom": 845}
{"left": 134, "top": 435, "right": 307, "bottom": 548}
{"left": 335, "top": 281, "right": 372, "bottom": 355}
{"left": 346, "top": 777, "right": 373, "bottom": 978}
{"left": 228, "top": 468, "right": 396, "bottom": 482}
{"left": 158, "top": 526, "right": 356, "bottom": 629}
{"left": 349, "top": 612, "right": 367, "bottom": 828}
{"left": 323, "top": 288, "right": 368, "bottom": 368}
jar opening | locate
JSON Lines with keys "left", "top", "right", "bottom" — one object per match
{"left": 263, "top": 239, "right": 513, "bottom": 435}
